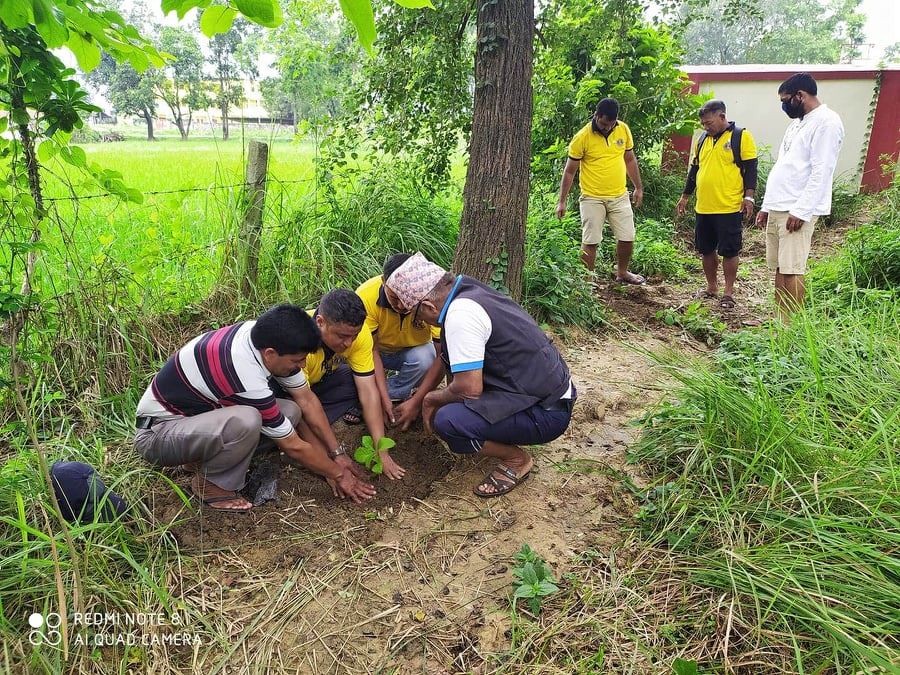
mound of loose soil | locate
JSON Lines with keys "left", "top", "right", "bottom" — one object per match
{"left": 147, "top": 428, "right": 455, "bottom": 555}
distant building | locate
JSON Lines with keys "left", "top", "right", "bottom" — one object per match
{"left": 669, "top": 64, "right": 900, "bottom": 193}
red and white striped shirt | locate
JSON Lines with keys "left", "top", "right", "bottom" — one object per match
{"left": 136, "top": 321, "right": 306, "bottom": 438}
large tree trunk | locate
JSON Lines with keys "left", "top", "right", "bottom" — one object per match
{"left": 143, "top": 109, "right": 155, "bottom": 141}
{"left": 453, "top": 0, "right": 533, "bottom": 300}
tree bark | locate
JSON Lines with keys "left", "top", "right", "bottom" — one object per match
{"left": 143, "top": 109, "right": 155, "bottom": 141}
{"left": 453, "top": 0, "right": 533, "bottom": 300}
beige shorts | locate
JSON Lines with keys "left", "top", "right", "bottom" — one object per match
{"left": 579, "top": 193, "right": 636, "bottom": 245}
{"left": 765, "top": 211, "right": 819, "bottom": 275}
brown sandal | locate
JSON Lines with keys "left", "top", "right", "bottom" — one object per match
{"left": 473, "top": 464, "right": 531, "bottom": 498}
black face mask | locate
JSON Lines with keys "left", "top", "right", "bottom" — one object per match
{"left": 782, "top": 95, "right": 804, "bottom": 119}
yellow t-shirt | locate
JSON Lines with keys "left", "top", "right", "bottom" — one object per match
{"left": 567, "top": 120, "right": 634, "bottom": 198}
{"left": 694, "top": 126, "right": 758, "bottom": 214}
{"left": 303, "top": 309, "right": 375, "bottom": 385}
{"left": 356, "top": 275, "right": 440, "bottom": 351}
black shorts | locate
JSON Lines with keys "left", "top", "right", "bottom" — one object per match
{"left": 695, "top": 212, "right": 743, "bottom": 258}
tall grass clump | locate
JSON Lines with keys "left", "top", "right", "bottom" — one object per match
{"left": 0, "top": 432, "right": 214, "bottom": 673}
{"left": 631, "top": 294, "right": 900, "bottom": 671}
{"left": 260, "top": 159, "right": 458, "bottom": 305}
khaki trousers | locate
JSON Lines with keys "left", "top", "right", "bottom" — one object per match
{"left": 134, "top": 399, "right": 301, "bottom": 491}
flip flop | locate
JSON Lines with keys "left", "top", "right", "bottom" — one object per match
{"left": 199, "top": 494, "right": 253, "bottom": 514}
{"left": 473, "top": 464, "right": 531, "bottom": 498}
{"left": 719, "top": 295, "right": 736, "bottom": 309}
{"left": 615, "top": 273, "right": 646, "bottom": 286}
{"left": 693, "top": 289, "right": 718, "bottom": 300}
{"left": 192, "top": 474, "right": 252, "bottom": 513}
{"left": 342, "top": 406, "right": 362, "bottom": 425}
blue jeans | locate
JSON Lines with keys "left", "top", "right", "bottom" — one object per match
{"left": 433, "top": 401, "right": 573, "bottom": 455}
{"left": 380, "top": 342, "right": 436, "bottom": 401}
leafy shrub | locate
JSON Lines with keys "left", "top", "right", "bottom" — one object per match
{"left": 809, "top": 222, "right": 900, "bottom": 308}
{"left": 600, "top": 217, "right": 691, "bottom": 280}
{"left": 264, "top": 159, "right": 458, "bottom": 306}
{"left": 523, "top": 209, "right": 606, "bottom": 328}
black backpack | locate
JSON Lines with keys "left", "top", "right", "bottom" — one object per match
{"left": 692, "top": 125, "right": 746, "bottom": 177}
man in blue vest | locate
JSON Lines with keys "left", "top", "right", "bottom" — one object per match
{"left": 385, "top": 253, "right": 576, "bottom": 498}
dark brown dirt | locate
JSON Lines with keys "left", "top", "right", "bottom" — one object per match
{"left": 148, "top": 429, "right": 455, "bottom": 555}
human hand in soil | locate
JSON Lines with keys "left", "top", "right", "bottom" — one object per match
{"left": 393, "top": 397, "right": 421, "bottom": 431}
{"left": 328, "top": 472, "right": 376, "bottom": 503}
{"left": 334, "top": 452, "right": 369, "bottom": 480}
{"left": 379, "top": 451, "right": 407, "bottom": 480}
{"left": 755, "top": 211, "right": 769, "bottom": 228}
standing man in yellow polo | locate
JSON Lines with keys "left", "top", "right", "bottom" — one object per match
{"left": 556, "top": 98, "right": 646, "bottom": 284}
{"left": 676, "top": 100, "right": 758, "bottom": 309}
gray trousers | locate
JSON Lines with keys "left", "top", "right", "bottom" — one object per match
{"left": 133, "top": 399, "right": 301, "bottom": 491}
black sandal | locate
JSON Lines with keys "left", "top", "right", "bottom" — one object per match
{"left": 342, "top": 406, "right": 362, "bottom": 425}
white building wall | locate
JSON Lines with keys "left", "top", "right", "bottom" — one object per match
{"left": 690, "top": 77, "right": 877, "bottom": 189}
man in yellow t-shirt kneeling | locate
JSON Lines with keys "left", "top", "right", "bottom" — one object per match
{"left": 676, "top": 100, "right": 758, "bottom": 310}
{"left": 356, "top": 253, "right": 444, "bottom": 432}
{"left": 298, "top": 289, "right": 405, "bottom": 480}
{"left": 556, "top": 98, "right": 646, "bottom": 284}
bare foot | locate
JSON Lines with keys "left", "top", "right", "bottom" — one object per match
{"left": 191, "top": 474, "right": 252, "bottom": 512}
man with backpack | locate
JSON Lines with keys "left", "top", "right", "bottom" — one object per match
{"left": 677, "top": 99, "right": 758, "bottom": 309}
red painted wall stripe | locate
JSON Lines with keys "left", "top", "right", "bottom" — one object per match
{"left": 861, "top": 69, "right": 900, "bottom": 192}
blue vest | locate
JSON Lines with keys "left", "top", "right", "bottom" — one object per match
{"left": 439, "top": 277, "right": 571, "bottom": 423}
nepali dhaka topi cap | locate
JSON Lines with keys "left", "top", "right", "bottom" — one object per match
{"left": 384, "top": 252, "right": 447, "bottom": 310}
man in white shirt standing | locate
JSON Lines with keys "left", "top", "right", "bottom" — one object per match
{"left": 756, "top": 72, "right": 844, "bottom": 320}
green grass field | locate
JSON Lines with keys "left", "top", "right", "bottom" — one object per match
{"left": 28, "top": 139, "right": 318, "bottom": 311}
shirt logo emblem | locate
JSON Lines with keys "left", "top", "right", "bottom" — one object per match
{"left": 616, "top": 138, "right": 624, "bottom": 146}
{"left": 724, "top": 141, "right": 731, "bottom": 150}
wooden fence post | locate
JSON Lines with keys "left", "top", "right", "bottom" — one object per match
{"left": 241, "top": 140, "right": 268, "bottom": 297}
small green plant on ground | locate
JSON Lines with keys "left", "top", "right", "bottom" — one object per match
{"left": 511, "top": 543, "right": 559, "bottom": 616}
{"left": 353, "top": 436, "right": 396, "bottom": 475}
{"left": 656, "top": 301, "right": 726, "bottom": 345}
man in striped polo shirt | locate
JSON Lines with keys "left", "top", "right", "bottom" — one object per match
{"left": 134, "top": 304, "right": 376, "bottom": 512}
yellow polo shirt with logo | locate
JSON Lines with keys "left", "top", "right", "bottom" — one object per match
{"left": 303, "top": 309, "right": 375, "bottom": 385}
{"left": 567, "top": 120, "right": 634, "bottom": 198}
{"left": 356, "top": 276, "right": 440, "bottom": 351}
{"left": 694, "top": 126, "right": 757, "bottom": 214}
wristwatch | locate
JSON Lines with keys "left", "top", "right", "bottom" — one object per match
{"left": 743, "top": 196, "right": 755, "bottom": 203}
{"left": 328, "top": 441, "right": 347, "bottom": 459}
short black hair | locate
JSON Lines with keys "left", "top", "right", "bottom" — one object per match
{"left": 319, "top": 289, "right": 367, "bottom": 327}
{"left": 594, "top": 98, "right": 619, "bottom": 120}
{"left": 699, "top": 99, "right": 726, "bottom": 117}
{"left": 251, "top": 304, "right": 321, "bottom": 355}
{"left": 383, "top": 253, "right": 411, "bottom": 280}
{"left": 778, "top": 72, "right": 817, "bottom": 97}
